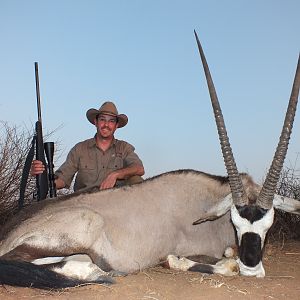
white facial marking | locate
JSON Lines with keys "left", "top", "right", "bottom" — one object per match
{"left": 231, "top": 205, "right": 274, "bottom": 247}
{"left": 237, "top": 258, "right": 265, "bottom": 278}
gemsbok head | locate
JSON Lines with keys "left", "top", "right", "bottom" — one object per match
{"left": 193, "top": 30, "right": 300, "bottom": 277}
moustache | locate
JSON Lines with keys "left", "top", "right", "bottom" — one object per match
{"left": 100, "top": 126, "right": 111, "bottom": 130}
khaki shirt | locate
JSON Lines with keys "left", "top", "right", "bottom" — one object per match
{"left": 55, "top": 137, "right": 143, "bottom": 191}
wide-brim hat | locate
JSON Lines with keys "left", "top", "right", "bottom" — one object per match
{"left": 86, "top": 101, "right": 128, "bottom": 128}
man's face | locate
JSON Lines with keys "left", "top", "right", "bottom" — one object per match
{"left": 95, "top": 114, "right": 118, "bottom": 138}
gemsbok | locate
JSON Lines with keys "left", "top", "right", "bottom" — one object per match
{"left": 0, "top": 32, "right": 299, "bottom": 289}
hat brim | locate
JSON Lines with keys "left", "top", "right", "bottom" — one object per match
{"left": 86, "top": 109, "right": 128, "bottom": 128}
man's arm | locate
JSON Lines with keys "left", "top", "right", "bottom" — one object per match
{"left": 100, "top": 163, "right": 144, "bottom": 190}
{"left": 55, "top": 177, "right": 67, "bottom": 189}
{"left": 31, "top": 142, "right": 79, "bottom": 191}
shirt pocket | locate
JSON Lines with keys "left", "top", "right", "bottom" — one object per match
{"left": 107, "top": 154, "right": 123, "bottom": 171}
{"left": 76, "top": 158, "right": 98, "bottom": 185}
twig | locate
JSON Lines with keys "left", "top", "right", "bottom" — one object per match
{"left": 188, "top": 275, "right": 248, "bottom": 295}
{"left": 265, "top": 275, "right": 295, "bottom": 279}
{"left": 142, "top": 271, "right": 154, "bottom": 280}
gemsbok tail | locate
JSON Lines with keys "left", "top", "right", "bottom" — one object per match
{"left": 0, "top": 259, "right": 114, "bottom": 289}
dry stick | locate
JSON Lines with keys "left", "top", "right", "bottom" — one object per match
{"left": 143, "top": 296, "right": 160, "bottom": 300}
{"left": 266, "top": 275, "right": 295, "bottom": 279}
{"left": 187, "top": 274, "right": 248, "bottom": 295}
{"left": 142, "top": 271, "right": 154, "bottom": 280}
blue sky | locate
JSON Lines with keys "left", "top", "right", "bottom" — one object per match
{"left": 1, "top": 0, "right": 299, "bottom": 183}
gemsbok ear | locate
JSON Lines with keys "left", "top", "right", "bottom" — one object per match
{"left": 273, "top": 194, "right": 300, "bottom": 214}
{"left": 193, "top": 194, "right": 233, "bottom": 225}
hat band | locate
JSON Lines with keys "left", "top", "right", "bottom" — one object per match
{"left": 98, "top": 110, "right": 118, "bottom": 117}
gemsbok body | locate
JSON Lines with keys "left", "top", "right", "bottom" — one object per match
{"left": 0, "top": 32, "right": 299, "bottom": 289}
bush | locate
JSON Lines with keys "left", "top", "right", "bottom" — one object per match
{"left": 269, "top": 163, "right": 300, "bottom": 241}
{"left": 0, "top": 122, "right": 63, "bottom": 226}
{"left": 0, "top": 122, "right": 36, "bottom": 225}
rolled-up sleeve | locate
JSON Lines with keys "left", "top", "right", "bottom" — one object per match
{"left": 119, "top": 142, "right": 143, "bottom": 168}
{"left": 55, "top": 145, "right": 79, "bottom": 188}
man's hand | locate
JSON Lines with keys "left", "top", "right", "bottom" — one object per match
{"left": 31, "top": 160, "right": 66, "bottom": 190}
{"left": 100, "top": 172, "right": 119, "bottom": 190}
{"left": 30, "top": 160, "right": 45, "bottom": 175}
{"left": 100, "top": 164, "right": 144, "bottom": 190}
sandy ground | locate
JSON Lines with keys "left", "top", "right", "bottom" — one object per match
{"left": 1, "top": 240, "right": 300, "bottom": 300}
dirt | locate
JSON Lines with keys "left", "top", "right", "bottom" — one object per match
{"left": 1, "top": 241, "right": 300, "bottom": 300}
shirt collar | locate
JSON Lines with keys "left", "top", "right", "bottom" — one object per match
{"left": 87, "top": 136, "right": 97, "bottom": 148}
{"left": 88, "top": 135, "right": 117, "bottom": 150}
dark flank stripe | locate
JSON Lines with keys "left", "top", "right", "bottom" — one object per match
{"left": 1, "top": 244, "right": 83, "bottom": 262}
{"left": 0, "top": 259, "right": 114, "bottom": 289}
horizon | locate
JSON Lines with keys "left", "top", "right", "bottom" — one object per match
{"left": 1, "top": 1, "right": 299, "bottom": 183}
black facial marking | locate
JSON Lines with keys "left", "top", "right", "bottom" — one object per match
{"left": 237, "top": 205, "right": 268, "bottom": 224}
{"left": 239, "top": 232, "right": 262, "bottom": 267}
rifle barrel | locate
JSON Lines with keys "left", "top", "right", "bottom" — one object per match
{"left": 34, "top": 62, "right": 42, "bottom": 122}
{"left": 34, "top": 62, "right": 49, "bottom": 201}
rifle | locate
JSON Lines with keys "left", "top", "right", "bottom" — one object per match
{"left": 18, "top": 62, "right": 57, "bottom": 209}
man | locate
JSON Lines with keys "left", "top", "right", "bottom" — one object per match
{"left": 31, "top": 101, "right": 144, "bottom": 191}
